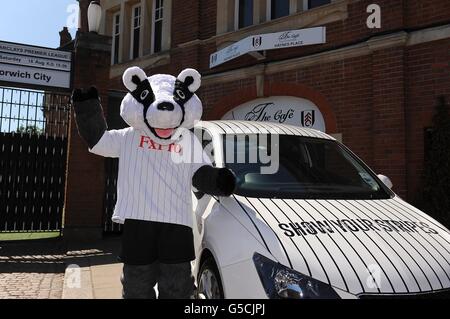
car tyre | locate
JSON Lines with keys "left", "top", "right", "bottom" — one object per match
{"left": 197, "top": 256, "right": 224, "bottom": 299}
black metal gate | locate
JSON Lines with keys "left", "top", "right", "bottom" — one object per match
{"left": 0, "top": 87, "right": 70, "bottom": 233}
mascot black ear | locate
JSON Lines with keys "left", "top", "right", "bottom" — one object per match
{"left": 174, "top": 68, "right": 201, "bottom": 106}
{"left": 122, "top": 66, "right": 155, "bottom": 107}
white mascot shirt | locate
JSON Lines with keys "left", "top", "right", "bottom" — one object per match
{"left": 90, "top": 128, "right": 211, "bottom": 228}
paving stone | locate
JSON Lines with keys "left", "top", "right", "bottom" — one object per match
{"left": 0, "top": 240, "right": 65, "bottom": 299}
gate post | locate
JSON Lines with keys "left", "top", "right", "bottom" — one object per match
{"left": 63, "top": 31, "right": 112, "bottom": 240}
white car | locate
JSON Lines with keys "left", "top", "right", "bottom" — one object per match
{"left": 191, "top": 120, "right": 450, "bottom": 299}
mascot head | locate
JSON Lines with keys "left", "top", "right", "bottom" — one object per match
{"left": 120, "top": 67, "right": 203, "bottom": 144}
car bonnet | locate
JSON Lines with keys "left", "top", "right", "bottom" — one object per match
{"left": 230, "top": 195, "right": 450, "bottom": 296}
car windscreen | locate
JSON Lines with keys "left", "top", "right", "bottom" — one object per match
{"left": 223, "top": 134, "right": 392, "bottom": 200}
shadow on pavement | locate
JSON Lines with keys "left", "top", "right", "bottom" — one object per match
{"left": 0, "top": 236, "right": 122, "bottom": 273}
{"left": 0, "top": 238, "right": 66, "bottom": 274}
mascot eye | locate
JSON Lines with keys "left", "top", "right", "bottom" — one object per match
{"left": 176, "top": 89, "right": 186, "bottom": 100}
{"left": 140, "top": 90, "right": 150, "bottom": 100}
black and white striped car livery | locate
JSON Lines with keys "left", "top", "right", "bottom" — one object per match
{"left": 194, "top": 121, "right": 450, "bottom": 297}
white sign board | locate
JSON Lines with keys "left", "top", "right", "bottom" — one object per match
{"left": 222, "top": 96, "right": 326, "bottom": 132}
{"left": 210, "top": 27, "right": 326, "bottom": 68}
{"left": 0, "top": 41, "right": 72, "bottom": 89}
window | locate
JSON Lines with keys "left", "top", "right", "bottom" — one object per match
{"left": 236, "top": 0, "right": 254, "bottom": 29}
{"left": 130, "top": 5, "right": 141, "bottom": 59}
{"left": 308, "top": 0, "right": 331, "bottom": 9}
{"left": 112, "top": 12, "right": 120, "bottom": 65}
{"left": 223, "top": 135, "right": 391, "bottom": 200}
{"left": 153, "top": 0, "right": 164, "bottom": 53}
{"left": 220, "top": 0, "right": 335, "bottom": 34}
{"left": 269, "top": 0, "right": 290, "bottom": 19}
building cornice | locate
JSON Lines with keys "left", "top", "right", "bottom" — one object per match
{"left": 407, "top": 24, "right": 450, "bottom": 46}
{"left": 366, "top": 32, "right": 409, "bottom": 51}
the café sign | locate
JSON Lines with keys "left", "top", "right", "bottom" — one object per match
{"left": 222, "top": 96, "right": 326, "bottom": 132}
{"left": 210, "top": 27, "right": 326, "bottom": 68}
{"left": 0, "top": 40, "right": 72, "bottom": 89}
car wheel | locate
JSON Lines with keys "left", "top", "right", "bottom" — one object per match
{"left": 197, "top": 256, "right": 224, "bottom": 299}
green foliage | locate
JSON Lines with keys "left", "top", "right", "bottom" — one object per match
{"left": 16, "top": 125, "right": 43, "bottom": 135}
{"left": 423, "top": 96, "right": 450, "bottom": 228}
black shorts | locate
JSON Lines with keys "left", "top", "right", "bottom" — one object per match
{"left": 119, "top": 219, "right": 195, "bottom": 265}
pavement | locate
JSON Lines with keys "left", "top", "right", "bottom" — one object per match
{"left": 0, "top": 236, "right": 124, "bottom": 299}
{"left": 0, "top": 239, "right": 66, "bottom": 299}
{"left": 62, "top": 237, "right": 123, "bottom": 299}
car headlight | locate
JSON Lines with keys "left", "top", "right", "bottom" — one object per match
{"left": 253, "top": 253, "right": 340, "bottom": 299}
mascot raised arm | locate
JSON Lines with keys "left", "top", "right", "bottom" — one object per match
{"left": 71, "top": 67, "right": 236, "bottom": 299}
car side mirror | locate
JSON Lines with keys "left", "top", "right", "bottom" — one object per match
{"left": 377, "top": 174, "right": 393, "bottom": 189}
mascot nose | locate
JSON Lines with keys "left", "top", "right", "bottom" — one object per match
{"left": 157, "top": 102, "right": 175, "bottom": 111}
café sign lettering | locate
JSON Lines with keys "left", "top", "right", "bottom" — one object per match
{"left": 222, "top": 96, "right": 326, "bottom": 132}
{"left": 210, "top": 27, "right": 326, "bottom": 68}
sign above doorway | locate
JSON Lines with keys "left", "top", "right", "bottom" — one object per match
{"left": 210, "top": 26, "right": 326, "bottom": 68}
{"left": 0, "top": 40, "right": 72, "bottom": 90}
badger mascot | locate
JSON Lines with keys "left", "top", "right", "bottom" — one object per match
{"left": 71, "top": 67, "right": 235, "bottom": 299}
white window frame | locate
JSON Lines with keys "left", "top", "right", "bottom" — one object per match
{"left": 111, "top": 12, "right": 121, "bottom": 65}
{"left": 130, "top": 3, "right": 142, "bottom": 60}
{"left": 151, "top": 0, "right": 164, "bottom": 54}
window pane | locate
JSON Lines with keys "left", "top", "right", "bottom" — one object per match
{"left": 114, "top": 15, "right": 120, "bottom": 35}
{"left": 239, "top": 0, "right": 253, "bottom": 29}
{"left": 308, "top": 0, "right": 331, "bottom": 9}
{"left": 113, "top": 35, "right": 120, "bottom": 64}
{"left": 133, "top": 28, "right": 140, "bottom": 59}
{"left": 271, "top": 0, "right": 289, "bottom": 19}
{"left": 112, "top": 13, "right": 120, "bottom": 64}
{"left": 134, "top": 6, "right": 141, "bottom": 27}
{"left": 154, "top": 20, "right": 162, "bottom": 53}
{"left": 224, "top": 135, "right": 390, "bottom": 200}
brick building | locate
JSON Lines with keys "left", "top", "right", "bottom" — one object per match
{"left": 68, "top": 0, "right": 450, "bottom": 233}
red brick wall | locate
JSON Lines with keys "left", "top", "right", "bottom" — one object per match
{"left": 103, "top": 0, "right": 450, "bottom": 206}
{"left": 64, "top": 35, "right": 112, "bottom": 230}
{"left": 371, "top": 46, "right": 407, "bottom": 197}
{"left": 406, "top": 0, "right": 450, "bottom": 29}
{"left": 172, "top": 0, "right": 200, "bottom": 46}
{"left": 405, "top": 39, "right": 450, "bottom": 205}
